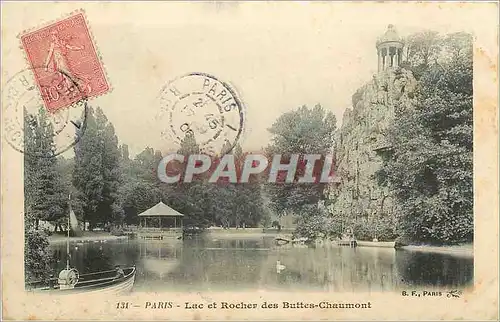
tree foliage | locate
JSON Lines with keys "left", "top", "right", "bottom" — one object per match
{"left": 24, "top": 109, "right": 68, "bottom": 227}
{"left": 210, "top": 144, "right": 266, "bottom": 228}
{"left": 266, "top": 104, "right": 337, "bottom": 219}
{"left": 402, "top": 30, "right": 441, "bottom": 79}
{"left": 382, "top": 32, "right": 473, "bottom": 244}
{"left": 24, "top": 108, "right": 68, "bottom": 282}
{"left": 119, "top": 144, "right": 164, "bottom": 225}
{"left": 24, "top": 228, "right": 52, "bottom": 283}
{"left": 73, "top": 107, "right": 123, "bottom": 229}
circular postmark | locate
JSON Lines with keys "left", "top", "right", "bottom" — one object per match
{"left": 158, "top": 73, "right": 244, "bottom": 155}
{"left": 2, "top": 67, "right": 88, "bottom": 157}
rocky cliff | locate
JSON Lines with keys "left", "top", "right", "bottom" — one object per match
{"left": 330, "top": 67, "right": 417, "bottom": 240}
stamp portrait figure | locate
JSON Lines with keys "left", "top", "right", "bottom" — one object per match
{"left": 44, "top": 30, "right": 88, "bottom": 93}
{"left": 20, "top": 11, "right": 110, "bottom": 112}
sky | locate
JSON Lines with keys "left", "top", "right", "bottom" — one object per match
{"left": 2, "top": 2, "right": 498, "bottom": 158}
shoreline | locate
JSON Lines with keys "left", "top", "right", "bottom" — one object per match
{"left": 206, "top": 228, "right": 474, "bottom": 256}
{"left": 399, "top": 244, "right": 473, "bottom": 258}
{"left": 48, "top": 232, "right": 128, "bottom": 244}
{"left": 46, "top": 229, "right": 474, "bottom": 257}
{"left": 205, "top": 227, "right": 292, "bottom": 238}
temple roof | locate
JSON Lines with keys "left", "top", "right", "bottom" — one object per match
{"left": 137, "top": 202, "right": 184, "bottom": 217}
{"left": 377, "top": 24, "right": 402, "bottom": 45}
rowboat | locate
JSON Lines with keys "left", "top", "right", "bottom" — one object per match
{"left": 31, "top": 266, "right": 136, "bottom": 295}
{"left": 28, "top": 194, "right": 136, "bottom": 295}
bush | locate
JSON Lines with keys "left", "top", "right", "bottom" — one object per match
{"left": 294, "top": 215, "right": 329, "bottom": 240}
{"left": 351, "top": 217, "right": 399, "bottom": 241}
{"left": 394, "top": 235, "right": 413, "bottom": 248}
{"left": 25, "top": 228, "right": 52, "bottom": 284}
{"left": 352, "top": 221, "right": 372, "bottom": 240}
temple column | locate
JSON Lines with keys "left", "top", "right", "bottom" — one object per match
{"left": 382, "top": 47, "right": 387, "bottom": 70}
{"left": 389, "top": 46, "right": 394, "bottom": 67}
{"left": 377, "top": 50, "right": 382, "bottom": 72}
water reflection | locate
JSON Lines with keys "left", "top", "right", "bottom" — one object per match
{"left": 49, "top": 236, "right": 473, "bottom": 292}
{"left": 138, "top": 241, "right": 182, "bottom": 282}
{"left": 51, "top": 240, "right": 140, "bottom": 273}
{"left": 395, "top": 250, "right": 473, "bottom": 287}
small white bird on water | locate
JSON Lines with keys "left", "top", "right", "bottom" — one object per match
{"left": 276, "top": 260, "right": 286, "bottom": 273}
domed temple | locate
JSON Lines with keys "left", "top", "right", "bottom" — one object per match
{"left": 376, "top": 24, "right": 404, "bottom": 72}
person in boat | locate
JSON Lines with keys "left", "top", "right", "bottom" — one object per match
{"left": 115, "top": 265, "right": 125, "bottom": 279}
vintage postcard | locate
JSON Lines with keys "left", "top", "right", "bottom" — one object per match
{"left": 1, "top": 1, "right": 498, "bottom": 321}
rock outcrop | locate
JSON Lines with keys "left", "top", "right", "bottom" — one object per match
{"left": 329, "top": 67, "right": 417, "bottom": 239}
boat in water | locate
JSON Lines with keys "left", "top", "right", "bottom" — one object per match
{"left": 28, "top": 195, "right": 136, "bottom": 295}
{"left": 31, "top": 266, "right": 136, "bottom": 295}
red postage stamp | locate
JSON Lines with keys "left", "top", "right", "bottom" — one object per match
{"left": 20, "top": 11, "right": 110, "bottom": 112}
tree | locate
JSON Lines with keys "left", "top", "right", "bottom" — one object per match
{"left": 24, "top": 112, "right": 39, "bottom": 224}
{"left": 135, "top": 147, "right": 161, "bottom": 182}
{"left": 266, "top": 104, "right": 337, "bottom": 221}
{"left": 73, "top": 107, "right": 103, "bottom": 229}
{"left": 402, "top": 30, "right": 441, "bottom": 79}
{"left": 73, "top": 107, "right": 124, "bottom": 229}
{"left": 163, "top": 134, "right": 212, "bottom": 230}
{"left": 122, "top": 181, "right": 162, "bottom": 225}
{"left": 118, "top": 145, "right": 167, "bottom": 225}
{"left": 196, "top": 142, "right": 267, "bottom": 229}
{"left": 231, "top": 143, "right": 265, "bottom": 228}
{"left": 24, "top": 108, "right": 68, "bottom": 229}
{"left": 24, "top": 108, "right": 67, "bottom": 283}
{"left": 210, "top": 184, "right": 236, "bottom": 228}
{"left": 97, "top": 109, "right": 124, "bottom": 226}
{"left": 382, "top": 32, "right": 473, "bottom": 245}
{"left": 55, "top": 156, "right": 81, "bottom": 231}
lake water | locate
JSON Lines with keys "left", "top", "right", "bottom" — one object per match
{"left": 49, "top": 236, "right": 473, "bottom": 292}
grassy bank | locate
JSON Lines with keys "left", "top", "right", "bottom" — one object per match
{"left": 48, "top": 231, "right": 128, "bottom": 244}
